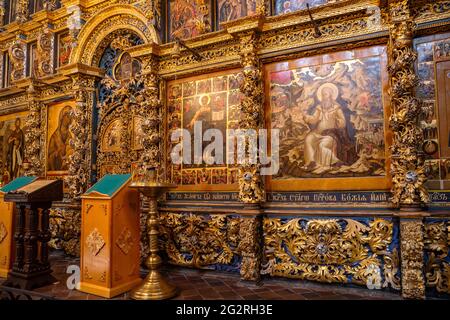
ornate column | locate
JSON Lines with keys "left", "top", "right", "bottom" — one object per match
{"left": 0, "top": 1, "right": 5, "bottom": 27}
{"left": 9, "top": 36, "right": 27, "bottom": 83}
{"left": 43, "top": 0, "right": 58, "bottom": 11}
{"left": 134, "top": 46, "right": 163, "bottom": 182}
{"left": 133, "top": 46, "right": 163, "bottom": 262}
{"left": 388, "top": 0, "right": 428, "bottom": 299}
{"left": 16, "top": 0, "right": 30, "bottom": 24}
{"left": 24, "top": 83, "right": 44, "bottom": 176}
{"left": 36, "top": 25, "right": 55, "bottom": 78}
{"left": 66, "top": 74, "right": 96, "bottom": 200}
{"left": 236, "top": 27, "right": 264, "bottom": 282}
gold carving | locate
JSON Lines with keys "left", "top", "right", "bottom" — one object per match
{"left": 400, "top": 219, "right": 426, "bottom": 299}
{"left": 159, "top": 213, "right": 240, "bottom": 268}
{"left": 66, "top": 74, "right": 96, "bottom": 199}
{"left": 86, "top": 228, "right": 106, "bottom": 256}
{"left": 49, "top": 207, "right": 81, "bottom": 257}
{"left": 238, "top": 31, "right": 265, "bottom": 204}
{"left": 8, "top": 37, "right": 26, "bottom": 82}
{"left": 262, "top": 217, "right": 400, "bottom": 289}
{"left": 15, "top": 0, "right": 29, "bottom": 24}
{"left": 0, "top": 221, "right": 7, "bottom": 244}
{"left": 424, "top": 221, "right": 450, "bottom": 294}
{"left": 388, "top": 1, "right": 429, "bottom": 208}
{"left": 238, "top": 216, "right": 262, "bottom": 281}
{"left": 36, "top": 27, "right": 54, "bottom": 78}
{"left": 24, "top": 83, "right": 44, "bottom": 177}
{"left": 116, "top": 227, "right": 134, "bottom": 255}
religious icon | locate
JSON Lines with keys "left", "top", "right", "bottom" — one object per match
{"left": 47, "top": 105, "right": 74, "bottom": 172}
{"left": 0, "top": 115, "right": 27, "bottom": 185}
{"left": 270, "top": 52, "right": 386, "bottom": 179}
{"left": 132, "top": 116, "right": 145, "bottom": 150}
{"left": 275, "top": 0, "right": 328, "bottom": 15}
{"left": 197, "top": 79, "right": 211, "bottom": 94}
{"left": 169, "top": 0, "right": 210, "bottom": 40}
{"left": 58, "top": 33, "right": 73, "bottom": 67}
{"left": 102, "top": 119, "right": 122, "bottom": 152}
{"left": 183, "top": 81, "right": 196, "bottom": 96}
{"left": 213, "top": 76, "right": 228, "bottom": 92}
{"left": 167, "top": 70, "right": 242, "bottom": 187}
{"left": 217, "top": 0, "right": 258, "bottom": 25}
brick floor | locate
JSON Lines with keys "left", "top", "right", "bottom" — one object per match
{"left": 0, "top": 250, "right": 404, "bottom": 300}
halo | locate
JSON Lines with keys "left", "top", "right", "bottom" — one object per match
{"left": 199, "top": 94, "right": 211, "bottom": 106}
{"left": 317, "top": 83, "right": 339, "bottom": 102}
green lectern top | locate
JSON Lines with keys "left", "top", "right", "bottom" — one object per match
{"left": 84, "top": 174, "right": 132, "bottom": 198}
{"left": 0, "top": 176, "right": 38, "bottom": 193}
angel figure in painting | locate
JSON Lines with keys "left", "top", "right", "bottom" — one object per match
{"left": 302, "top": 83, "right": 348, "bottom": 174}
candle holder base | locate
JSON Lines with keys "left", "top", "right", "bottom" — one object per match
{"left": 130, "top": 270, "right": 177, "bottom": 300}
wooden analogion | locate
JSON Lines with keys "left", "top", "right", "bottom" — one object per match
{"left": 3, "top": 179, "right": 63, "bottom": 290}
{"left": 79, "top": 174, "right": 141, "bottom": 298}
{"left": 0, "top": 177, "right": 38, "bottom": 278}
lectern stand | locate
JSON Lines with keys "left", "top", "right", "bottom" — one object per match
{"left": 79, "top": 174, "right": 141, "bottom": 298}
{"left": 3, "top": 179, "right": 63, "bottom": 290}
{"left": 0, "top": 177, "right": 37, "bottom": 278}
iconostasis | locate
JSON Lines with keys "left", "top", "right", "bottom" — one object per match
{"left": 165, "top": 45, "right": 391, "bottom": 193}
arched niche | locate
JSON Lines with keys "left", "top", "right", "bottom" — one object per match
{"left": 70, "top": 4, "right": 159, "bottom": 66}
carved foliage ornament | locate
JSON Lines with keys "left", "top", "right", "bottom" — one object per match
{"left": 159, "top": 213, "right": 240, "bottom": 269}
{"left": 400, "top": 219, "right": 425, "bottom": 299}
{"left": 424, "top": 220, "right": 450, "bottom": 294}
{"left": 24, "top": 83, "right": 43, "bottom": 177}
{"left": 0, "top": 222, "right": 7, "bottom": 243}
{"left": 36, "top": 28, "right": 54, "bottom": 78}
{"left": 388, "top": 2, "right": 429, "bottom": 207}
{"left": 262, "top": 217, "right": 401, "bottom": 290}
{"left": 66, "top": 75, "right": 96, "bottom": 199}
{"left": 9, "top": 39, "right": 26, "bottom": 82}
{"left": 116, "top": 227, "right": 134, "bottom": 255}
{"left": 86, "top": 228, "right": 106, "bottom": 256}
{"left": 238, "top": 32, "right": 264, "bottom": 204}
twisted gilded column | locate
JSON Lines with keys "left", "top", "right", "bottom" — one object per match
{"left": 388, "top": 0, "right": 428, "bottom": 299}
{"left": 24, "top": 83, "right": 43, "bottom": 176}
{"left": 134, "top": 52, "right": 163, "bottom": 182}
{"left": 236, "top": 30, "right": 264, "bottom": 282}
{"left": 66, "top": 74, "right": 96, "bottom": 200}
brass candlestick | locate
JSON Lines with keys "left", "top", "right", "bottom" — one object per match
{"left": 130, "top": 181, "right": 177, "bottom": 300}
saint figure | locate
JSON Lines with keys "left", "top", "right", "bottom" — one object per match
{"left": 47, "top": 106, "right": 73, "bottom": 171}
{"left": 7, "top": 118, "right": 24, "bottom": 180}
{"left": 302, "top": 83, "right": 350, "bottom": 174}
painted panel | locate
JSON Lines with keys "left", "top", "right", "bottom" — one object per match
{"left": 0, "top": 112, "right": 28, "bottom": 186}
{"left": 166, "top": 70, "right": 243, "bottom": 190}
{"left": 46, "top": 101, "right": 75, "bottom": 175}
{"left": 265, "top": 46, "right": 391, "bottom": 191}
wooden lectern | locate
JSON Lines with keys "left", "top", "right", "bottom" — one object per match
{"left": 3, "top": 179, "right": 63, "bottom": 290}
{"left": 0, "top": 177, "right": 38, "bottom": 278}
{"left": 79, "top": 174, "right": 141, "bottom": 298}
